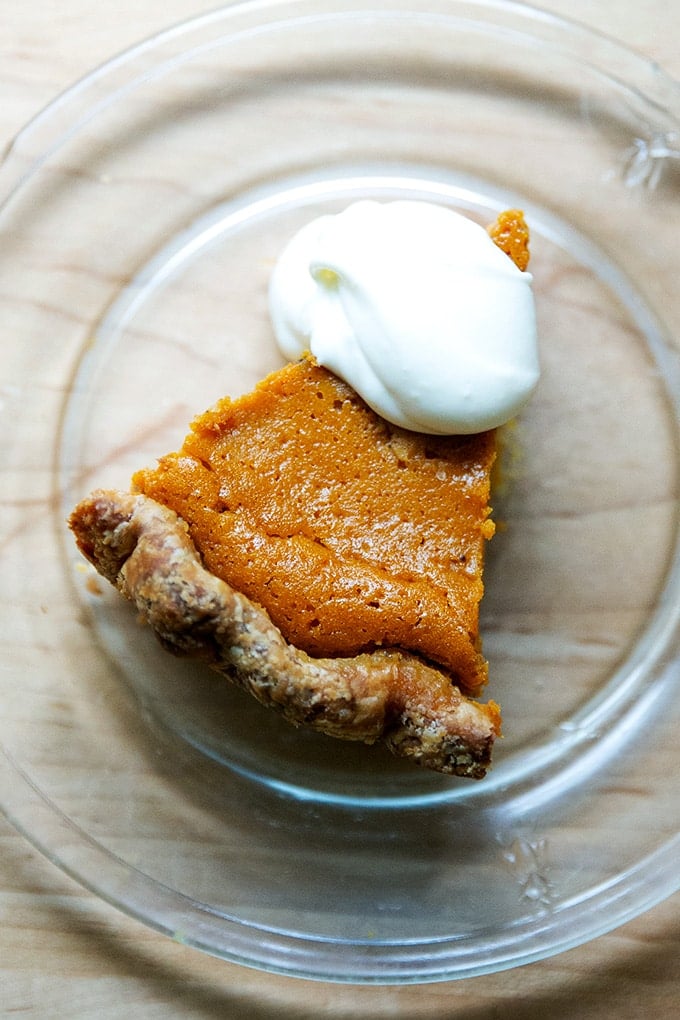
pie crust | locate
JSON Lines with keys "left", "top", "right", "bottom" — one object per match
{"left": 70, "top": 490, "right": 501, "bottom": 779}
{"left": 68, "top": 209, "right": 532, "bottom": 780}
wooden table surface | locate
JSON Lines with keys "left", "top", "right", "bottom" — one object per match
{"left": 2, "top": 1, "right": 679, "bottom": 1016}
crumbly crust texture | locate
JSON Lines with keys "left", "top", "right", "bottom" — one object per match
{"left": 69, "top": 490, "right": 501, "bottom": 779}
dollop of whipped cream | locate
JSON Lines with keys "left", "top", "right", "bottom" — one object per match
{"left": 268, "top": 200, "right": 539, "bottom": 434}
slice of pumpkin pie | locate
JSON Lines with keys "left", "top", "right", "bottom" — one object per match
{"left": 69, "top": 206, "right": 536, "bottom": 779}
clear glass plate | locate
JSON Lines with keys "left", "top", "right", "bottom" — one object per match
{"left": 1, "top": 0, "right": 679, "bottom": 984}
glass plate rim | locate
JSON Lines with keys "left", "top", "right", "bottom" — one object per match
{"left": 2, "top": 0, "right": 680, "bottom": 985}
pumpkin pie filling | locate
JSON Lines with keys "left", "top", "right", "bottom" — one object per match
{"left": 69, "top": 206, "right": 534, "bottom": 779}
{"left": 131, "top": 357, "right": 496, "bottom": 697}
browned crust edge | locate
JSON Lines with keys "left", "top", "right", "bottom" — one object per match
{"left": 68, "top": 490, "right": 501, "bottom": 779}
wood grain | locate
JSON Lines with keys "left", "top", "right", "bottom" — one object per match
{"left": 1, "top": 2, "right": 679, "bottom": 1017}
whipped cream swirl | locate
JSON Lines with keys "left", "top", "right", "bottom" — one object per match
{"left": 268, "top": 200, "right": 539, "bottom": 435}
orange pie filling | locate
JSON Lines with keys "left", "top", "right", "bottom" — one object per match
{"left": 69, "top": 207, "right": 534, "bottom": 778}
{"left": 132, "top": 357, "right": 496, "bottom": 698}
